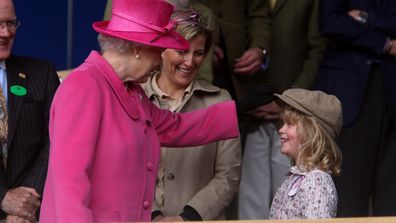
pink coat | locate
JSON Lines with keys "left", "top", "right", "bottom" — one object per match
{"left": 39, "top": 51, "right": 239, "bottom": 223}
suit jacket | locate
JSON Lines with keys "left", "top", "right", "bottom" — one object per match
{"left": 263, "top": 0, "right": 326, "bottom": 92}
{"left": 314, "top": 0, "right": 396, "bottom": 126}
{"left": 0, "top": 55, "right": 59, "bottom": 218}
{"left": 193, "top": 0, "right": 268, "bottom": 62}
{"left": 193, "top": 0, "right": 269, "bottom": 98}
{"left": 143, "top": 77, "right": 242, "bottom": 220}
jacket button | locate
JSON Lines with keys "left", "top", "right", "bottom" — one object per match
{"left": 143, "top": 200, "right": 150, "bottom": 209}
{"left": 147, "top": 162, "right": 153, "bottom": 171}
{"left": 167, "top": 173, "right": 175, "bottom": 181}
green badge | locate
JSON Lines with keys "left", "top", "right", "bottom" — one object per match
{"left": 10, "top": 85, "right": 27, "bottom": 96}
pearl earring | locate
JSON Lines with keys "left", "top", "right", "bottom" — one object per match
{"left": 135, "top": 54, "right": 140, "bottom": 59}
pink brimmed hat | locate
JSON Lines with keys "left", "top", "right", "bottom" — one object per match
{"left": 92, "top": 0, "right": 189, "bottom": 50}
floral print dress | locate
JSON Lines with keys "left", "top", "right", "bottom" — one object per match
{"left": 270, "top": 166, "right": 337, "bottom": 219}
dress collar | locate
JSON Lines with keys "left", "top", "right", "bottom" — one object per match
{"left": 290, "top": 165, "right": 331, "bottom": 176}
{"left": 290, "top": 166, "right": 310, "bottom": 176}
{"left": 85, "top": 50, "right": 143, "bottom": 120}
{"left": 143, "top": 70, "right": 221, "bottom": 99}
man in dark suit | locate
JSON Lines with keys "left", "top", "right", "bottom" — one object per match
{"left": 0, "top": 0, "right": 60, "bottom": 222}
{"left": 314, "top": 0, "right": 396, "bottom": 216}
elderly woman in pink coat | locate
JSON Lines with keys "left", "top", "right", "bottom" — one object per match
{"left": 38, "top": 0, "right": 246, "bottom": 222}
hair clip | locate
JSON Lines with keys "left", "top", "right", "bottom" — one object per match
{"left": 172, "top": 10, "right": 203, "bottom": 27}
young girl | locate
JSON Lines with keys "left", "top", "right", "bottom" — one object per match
{"left": 270, "top": 88, "right": 343, "bottom": 219}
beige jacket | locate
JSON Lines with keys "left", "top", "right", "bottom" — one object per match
{"left": 142, "top": 77, "right": 242, "bottom": 220}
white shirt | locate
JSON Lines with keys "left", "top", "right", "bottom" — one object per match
{"left": 0, "top": 60, "right": 8, "bottom": 104}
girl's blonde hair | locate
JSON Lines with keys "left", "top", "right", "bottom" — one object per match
{"left": 280, "top": 105, "right": 342, "bottom": 176}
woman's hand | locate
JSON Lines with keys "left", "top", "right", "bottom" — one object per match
{"left": 248, "top": 101, "right": 280, "bottom": 121}
{"left": 236, "top": 84, "right": 276, "bottom": 114}
{"left": 1, "top": 187, "right": 40, "bottom": 223}
{"left": 387, "top": 40, "right": 396, "bottom": 57}
{"left": 234, "top": 47, "right": 264, "bottom": 75}
{"left": 6, "top": 215, "right": 34, "bottom": 223}
{"left": 347, "top": 9, "right": 362, "bottom": 21}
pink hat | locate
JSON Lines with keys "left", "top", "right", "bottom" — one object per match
{"left": 92, "top": 0, "right": 189, "bottom": 50}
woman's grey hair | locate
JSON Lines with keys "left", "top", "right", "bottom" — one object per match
{"left": 97, "top": 34, "right": 134, "bottom": 54}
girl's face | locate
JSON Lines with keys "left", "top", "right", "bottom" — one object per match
{"left": 278, "top": 121, "right": 301, "bottom": 162}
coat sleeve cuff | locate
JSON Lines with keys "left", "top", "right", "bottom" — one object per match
{"left": 180, "top": 205, "right": 202, "bottom": 221}
{"left": 151, "top": 210, "right": 163, "bottom": 220}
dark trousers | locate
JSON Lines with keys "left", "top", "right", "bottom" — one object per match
{"left": 335, "top": 65, "right": 396, "bottom": 217}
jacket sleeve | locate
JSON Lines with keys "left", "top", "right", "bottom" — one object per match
{"left": 40, "top": 73, "right": 101, "bottom": 223}
{"left": 21, "top": 62, "right": 60, "bottom": 194}
{"left": 187, "top": 138, "right": 242, "bottom": 221}
{"left": 148, "top": 99, "right": 239, "bottom": 148}
{"left": 293, "top": 0, "right": 327, "bottom": 89}
{"left": 367, "top": 3, "right": 396, "bottom": 38}
{"left": 319, "top": 0, "right": 388, "bottom": 56}
{"left": 245, "top": 0, "right": 270, "bottom": 50}
{"left": 185, "top": 90, "right": 242, "bottom": 220}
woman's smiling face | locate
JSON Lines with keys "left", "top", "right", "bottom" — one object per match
{"left": 160, "top": 34, "right": 206, "bottom": 88}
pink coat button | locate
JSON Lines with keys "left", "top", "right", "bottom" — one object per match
{"left": 147, "top": 162, "right": 153, "bottom": 171}
{"left": 143, "top": 201, "right": 150, "bottom": 209}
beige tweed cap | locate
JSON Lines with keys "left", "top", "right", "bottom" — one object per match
{"left": 275, "top": 88, "right": 343, "bottom": 138}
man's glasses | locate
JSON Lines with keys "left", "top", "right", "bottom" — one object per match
{"left": 0, "top": 19, "right": 21, "bottom": 31}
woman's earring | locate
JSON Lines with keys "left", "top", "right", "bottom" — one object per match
{"left": 135, "top": 54, "right": 140, "bottom": 59}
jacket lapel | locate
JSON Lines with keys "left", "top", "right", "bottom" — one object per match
{"left": 5, "top": 56, "right": 27, "bottom": 149}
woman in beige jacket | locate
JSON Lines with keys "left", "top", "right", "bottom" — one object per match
{"left": 141, "top": 9, "right": 242, "bottom": 221}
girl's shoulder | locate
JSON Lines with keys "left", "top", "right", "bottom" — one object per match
{"left": 287, "top": 168, "right": 333, "bottom": 192}
{"left": 299, "top": 169, "right": 335, "bottom": 193}
{"left": 303, "top": 169, "right": 333, "bottom": 182}
{"left": 306, "top": 169, "right": 332, "bottom": 177}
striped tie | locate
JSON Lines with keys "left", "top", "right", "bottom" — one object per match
{"left": 0, "top": 67, "right": 8, "bottom": 168}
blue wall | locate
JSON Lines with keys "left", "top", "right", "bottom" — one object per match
{"left": 12, "top": 0, "right": 107, "bottom": 70}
